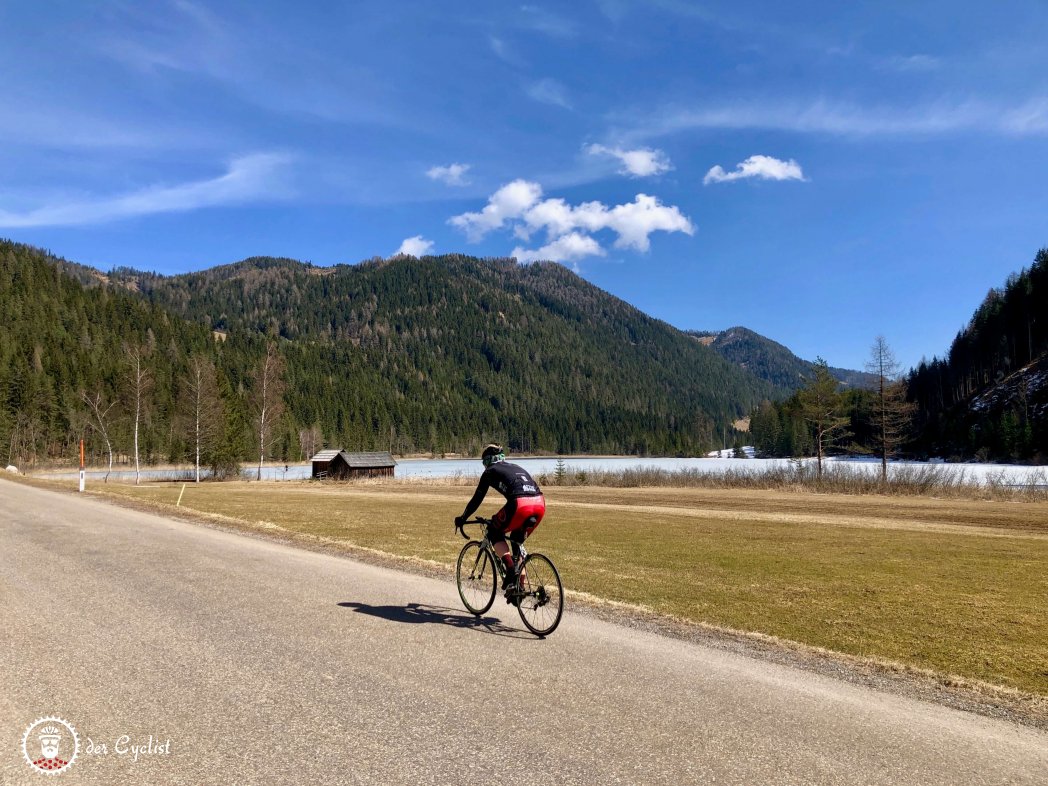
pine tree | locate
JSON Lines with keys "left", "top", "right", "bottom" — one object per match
{"left": 798, "top": 358, "right": 849, "bottom": 477}
{"left": 750, "top": 400, "right": 781, "bottom": 457}
{"left": 211, "top": 369, "right": 248, "bottom": 479}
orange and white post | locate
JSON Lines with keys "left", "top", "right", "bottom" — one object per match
{"left": 79, "top": 439, "right": 86, "bottom": 493}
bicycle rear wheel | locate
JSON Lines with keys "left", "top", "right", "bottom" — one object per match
{"left": 456, "top": 541, "right": 496, "bottom": 615}
{"left": 515, "top": 553, "right": 563, "bottom": 636}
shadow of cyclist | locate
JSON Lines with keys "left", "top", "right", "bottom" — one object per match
{"left": 336, "top": 601, "right": 528, "bottom": 638}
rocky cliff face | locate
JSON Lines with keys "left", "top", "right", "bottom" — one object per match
{"left": 970, "top": 354, "right": 1048, "bottom": 421}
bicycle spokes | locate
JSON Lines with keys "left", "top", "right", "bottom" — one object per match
{"left": 514, "top": 553, "right": 563, "bottom": 636}
{"left": 456, "top": 541, "right": 497, "bottom": 616}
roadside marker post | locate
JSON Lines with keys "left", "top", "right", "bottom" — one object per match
{"left": 177, "top": 483, "right": 186, "bottom": 507}
{"left": 79, "top": 439, "right": 86, "bottom": 493}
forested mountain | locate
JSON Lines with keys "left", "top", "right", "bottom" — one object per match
{"left": 687, "top": 327, "right": 872, "bottom": 395}
{"left": 908, "top": 249, "right": 1048, "bottom": 460}
{"left": 117, "top": 254, "right": 775, "bottom": 454}
{"left": 744, "top": 250, "right": 1048, "bottom": 463}
{"left": 1, "top": 240, "right": 775, "bottom": 468}
{"left": 0, "top": 240, "right": 265, "bottom": 470}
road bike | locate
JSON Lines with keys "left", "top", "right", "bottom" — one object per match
{"left": 455, "top": 517, "right": 563, "bottom": 637}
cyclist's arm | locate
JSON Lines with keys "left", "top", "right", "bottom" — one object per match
{"left": 461, "top": 471, "right": 492, "bottom": 519}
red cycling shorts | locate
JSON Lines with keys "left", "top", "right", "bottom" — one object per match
{"left": 493, "top": 495, "right": 546, "bottom": 540}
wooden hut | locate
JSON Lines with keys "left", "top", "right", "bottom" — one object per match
{"left": 310, "top": 450, "right": 396, "bottom": 480}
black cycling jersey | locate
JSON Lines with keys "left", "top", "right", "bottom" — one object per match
{"left": 461, "top": 461, "right": 542, "bottom": 519}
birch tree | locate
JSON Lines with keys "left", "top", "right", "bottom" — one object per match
{"left": 864, "top": 336, "right": 915, "bottom": 482}
{"left": 124, "top": 343, "right": 152, "bottom": 486}
{"left": 183, "top": 355, "right": 222, "bottom": 483}
{"left": 80, "top": 390, "right": 116, "bottom": 482}
{"left": 252, "top": 343, "right": 285, "bottom": 480}
{"left": 298, "top": 424, "right": 322, "bottom": 460}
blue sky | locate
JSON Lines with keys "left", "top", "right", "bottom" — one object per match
{"left": 2, "top": 1, "right": 1047, "bottom": 371}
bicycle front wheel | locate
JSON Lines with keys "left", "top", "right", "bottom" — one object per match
{"left": 516, "top": 553, "right": 563, "bottom": 636}
{"left": 456, "top": 541, "right": 496, "bottom": 615}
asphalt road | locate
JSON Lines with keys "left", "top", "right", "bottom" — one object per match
{"left": 2, "top": 479, "right": 1046, "bottom": 785}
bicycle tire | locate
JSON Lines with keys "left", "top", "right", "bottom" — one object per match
{"left": 515, "top": 553, "right": 563, "bottom": 636}
{"left": 456, "top": 541, "right": 496, "bottom": 615}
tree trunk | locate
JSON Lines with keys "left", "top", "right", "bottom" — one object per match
{"left": 815, "top": 426, "right": 824, "bottom": 478}
{"left": 252, "top": 344, "right": 283, "bottom": 482}
{"left": 134, "top": 394, "right": 141, "bottom": 486}
{"left": 195, "top": 405, "right": 201, "bottom": 483}
{"left": 258, "top": 414, "right": 265, "bottom": 481}
{"left": 125, "top": 346, "right": 151, "bottom": 487}
{"left": 880, "top": 372, "right": 888, "bottom": 483}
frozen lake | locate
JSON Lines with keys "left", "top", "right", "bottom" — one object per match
{"left": 28, "top": 454, "right": 1048, "bottom": 486}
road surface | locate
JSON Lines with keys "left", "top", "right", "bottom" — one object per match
{"left": 2, "top": 480, "right": 1045, "bottom": 785}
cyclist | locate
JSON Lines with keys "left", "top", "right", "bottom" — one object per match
{"left": 455, "top": 444, "right": 545, "bottom": 601}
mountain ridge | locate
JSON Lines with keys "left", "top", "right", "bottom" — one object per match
{"left": 1, "top": 240, "right": 776, "bottom": 464}
{"left": 686, "top": 326, "right": 874, "bottom": 395}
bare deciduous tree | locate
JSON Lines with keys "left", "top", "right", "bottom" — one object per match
{"left": 7, "top": 412, "right": 41, "bottom": 471}
{"left": 252, "top": 343, "right": 285, "bottom": 480}
{"left": 80, "top": 390, "right": 116, "bottom": 482}
{"left": 183, "top": 355, "right": 222, "bottom": 483}
{"left": 865, "top": 336, "right": 915, "bottom": 482}
{"left": 298, "top": 424, "right": 322, "bottom": 460}
{"left": 124, "top": 343, "right": 153, "bottom": 486}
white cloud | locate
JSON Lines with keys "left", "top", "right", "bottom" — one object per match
{"left": 0, "top": 152, "right": 294, "bottom": 228}
{"left": 449, "top": 180, "right": 694, "bottom": 263}
{"left": 488, "top": 36, "right": 515, "bottom": 64}
{"left": 393, "top": 235, "right": 434, "bottom": 257}
{"left": 623, "top": 97, "right": 1048, "bottom": 139}
{"left": 516, "top": 194, "right": 694, "bottom": 252}
{"left": 882, "top": 54, "right": 941, "bottom": 72}
{"left": 512, "top": 232, "right": 605, "bottom": 264}
{"left": 100, "top": 0, "right": 230, "bottom": 78}
{"left": 95, "top": 1, "right": 407, "bottom": 129}
{"left": 526, "top": 79, "right": 572, "bottom": 109}
{"left": 597, "top": 194, "right": 695, "bottom": 251}
{"left": 586, "top": 144, "right": 672, "bottom": 177}
{"left": 1001, "top": 97, "right": 1048, "bottom": 133}
{"left": 448, "top": 179, "right": 543, "bottom": 241}
{"left": 426, "top": 163, "right": 471, "bottom": 186}
{"left": 704, "top": 155, "right": 806, "bottom": 185}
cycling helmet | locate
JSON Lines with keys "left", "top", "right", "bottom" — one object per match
{"left": 481, "top": 444, "right": 505, "bottom": 467}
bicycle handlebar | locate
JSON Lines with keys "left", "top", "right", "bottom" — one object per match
{"left": 455, "top": 517, "right": 491, "bottom": 539}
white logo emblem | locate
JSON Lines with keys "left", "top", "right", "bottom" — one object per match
{"left": 21, "top": 717, "right": 79, "bottom": 775}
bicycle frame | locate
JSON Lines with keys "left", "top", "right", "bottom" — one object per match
{"left": 463, "top": 520, "right": 528, "bottom": 588}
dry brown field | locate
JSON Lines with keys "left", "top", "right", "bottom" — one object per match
{"left": 51, "top": 479, "right": 1048, "bottom": 696}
